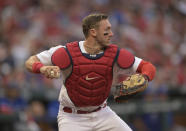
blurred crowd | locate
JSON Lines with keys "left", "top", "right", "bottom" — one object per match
{"left": 0, "top": 0, "right": 186, "bottom": 131}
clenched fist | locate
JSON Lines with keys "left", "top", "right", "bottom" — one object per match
{"left": 40, "top": 66, "right": 60, "bottom": 79}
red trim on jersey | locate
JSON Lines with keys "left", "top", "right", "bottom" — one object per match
{"left": 136, "top": 60, "right": 156, "bottom": 81}
{"left": 32, "top": 62, "right": 44, "bottom": 73}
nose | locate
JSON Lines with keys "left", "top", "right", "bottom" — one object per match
{"left": 109, "top": 31, "right": 114, "bottom": 37}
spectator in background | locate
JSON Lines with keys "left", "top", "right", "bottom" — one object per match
{"left": 0, "top": 83, "right": 27, "bottom": 131}
{"left": 0, "top": 83, "right": 27, "bottom": 114}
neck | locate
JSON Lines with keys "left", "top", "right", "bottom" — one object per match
{"left": 84, "top": 38, "right": 104, "bottom": 54}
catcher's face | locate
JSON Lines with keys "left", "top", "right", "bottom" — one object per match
{"left": 94, "top": 19, "right": 113, "bottom": 47}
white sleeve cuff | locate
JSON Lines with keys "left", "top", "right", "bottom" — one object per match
{"left": 132, "top": 57, "right": 142, "bottom": 72}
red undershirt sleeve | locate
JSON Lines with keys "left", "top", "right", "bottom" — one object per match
{"left": 136, "top": 60, "right": 156, "bottom": 81}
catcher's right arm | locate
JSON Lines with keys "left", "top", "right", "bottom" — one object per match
{"left": 114, "top": 74, "right": 148, "bottom": 102}
{"left": 25, "top": 55, "right": 60, "bottom": 79}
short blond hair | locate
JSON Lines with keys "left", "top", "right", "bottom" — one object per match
{"left": 82, "top": 13, "right": 108, "bottom": 38}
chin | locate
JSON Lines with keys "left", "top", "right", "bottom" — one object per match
{"left": 104, "top": 42, "right": 110, "bottom": 46}
{"left": 101, "top": 43, "right": 109, "bottom": 48}
{"left": 98, "top": 40, "right": 110, "bottom": 47}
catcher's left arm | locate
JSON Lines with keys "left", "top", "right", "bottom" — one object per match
{"left": 114, "top": 60, "right": 156, "bottom": 102}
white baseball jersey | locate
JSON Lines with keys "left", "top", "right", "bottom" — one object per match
{"left": 36, "top": 41, "right": 142, "bottom": 110}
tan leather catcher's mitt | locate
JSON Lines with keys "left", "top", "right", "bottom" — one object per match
{"left": 114, "top": 74, "right": 148, "bottom": 102}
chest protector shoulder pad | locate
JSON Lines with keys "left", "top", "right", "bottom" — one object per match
{"left": 51, "top": 47, "right": 71, "bottom": 69}
{"left": 117, "top": 48, "right": 135, "bottom": 69}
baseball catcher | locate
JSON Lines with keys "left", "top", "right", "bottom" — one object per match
{"left": 114, "top": 74, "right": 148, "bottom": 102}
{"left": 25, "top": 13, "right": 156, "bottom": 131}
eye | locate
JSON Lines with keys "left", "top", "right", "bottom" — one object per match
{"left": 105, "top": 27, "right": 112, "bottom": 32}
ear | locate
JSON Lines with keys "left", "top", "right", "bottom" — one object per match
{"left": 89, "top": 28, "right": 97, "bottom": 37}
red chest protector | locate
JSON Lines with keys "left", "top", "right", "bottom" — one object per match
{"left": 67, "top": 42, "right": 118, "bottom": 107}
{"left": 52, "top": 41, "right": 134, "bottom": 107}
